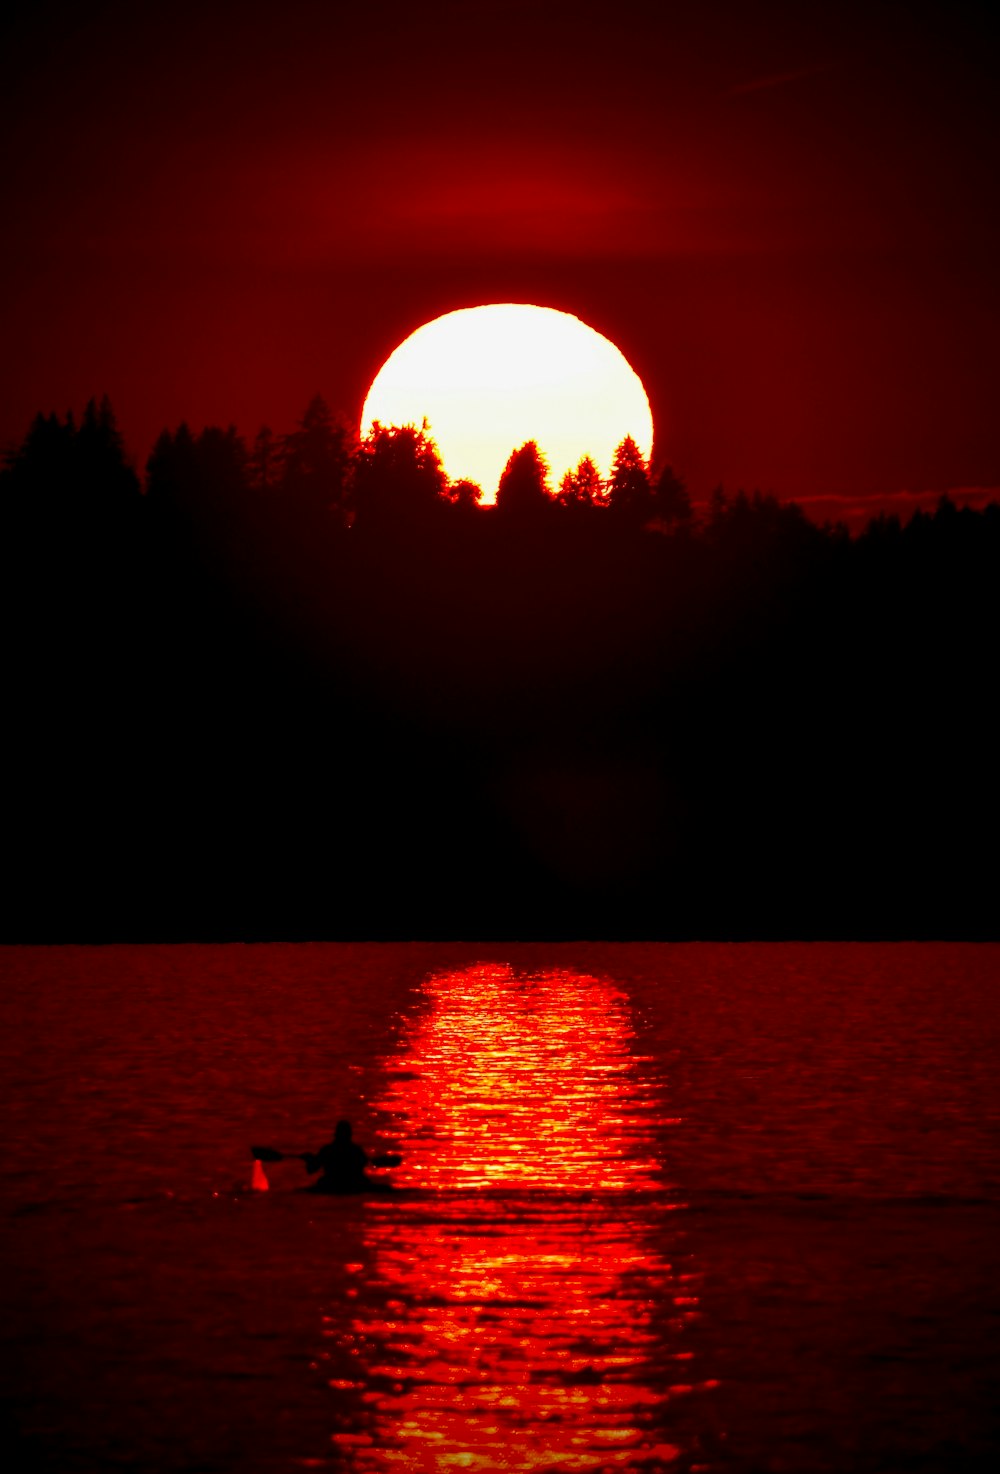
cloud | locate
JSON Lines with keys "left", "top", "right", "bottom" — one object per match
{"left": 785, "top": 486, "right": 1000, "bottom": 532}
{"left": 727, "top": 63, "right": 835, "bottom": 97}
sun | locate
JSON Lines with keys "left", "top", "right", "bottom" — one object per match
{"left": 360, "top": 304, "right": 653, "bottom": 502}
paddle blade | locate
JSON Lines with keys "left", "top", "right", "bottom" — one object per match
{"left": 251, "top": 1145, "right": 285, "bottom": 1163}
{"left": 371, "top": 1153, "right": 402, "bottom": 1168}
{"left": 250, "top": 1159, "right": 270, "bottom": 1191}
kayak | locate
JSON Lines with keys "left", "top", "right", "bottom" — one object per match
{"left": 307, "top": 1175, "right": 394, "bottom": 1196}
{"left": 248, "top": 1142, "right": 402, "bottom": 1195}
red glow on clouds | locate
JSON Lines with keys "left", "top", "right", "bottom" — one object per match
{"left": 2, "top": 1, "right": 997, "bottom": 515}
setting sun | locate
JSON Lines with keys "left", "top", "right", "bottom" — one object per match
{"left": 360, "top": 304, "right": 654, "bottom": 500}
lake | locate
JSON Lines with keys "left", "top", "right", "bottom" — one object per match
{"left": 1, "top": 943, "right": 998, "bottom": 1472}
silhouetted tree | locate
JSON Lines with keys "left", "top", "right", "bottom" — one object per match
{"left": 706, "top": 484, "right": 728, "bottom": 529}
{"left": 2, "top": 410, "right": 72, "bottom": 481}
{"left": 351, "top": 420, "right": 449, "bottom": 530}
{"left": 145, "top": 423, "right": 250, "bottom": 566}
{"left": 280, "top": 396, "right": 353, "bottom": 525}
{"left": 446, "top": 478, "right": 484, "bottom": 512}
{"left": 495, "top": 440, "right": 551, "bottom": 519}
{"left": 1, "top": 398, "right": 146, "bottom": 772}
{"left": 196, "top": 426, "right": 249, "bottom": 526}
{"left": 933, "top": 493, "right": 962, "bottom": 534}
{"left": 197, "top": 424, "right": 248, "bottom": 485}
{"left": 248, "top": 425, "right": 279, "bottom": 493}
{"left": 7, "top": 383, "right": 1000, "bottom": 945}
{"left": 146, "top": 423, "right": 197, "bottom": 508}
{"left": 3, "top": 399, "right": 139, "bottom": 532}
{"left": 651, "top": 463, "right": 692, "bottom": 527}
{"left": 558, "top": 455, "right": 603, "bottom": 509}
{"left": 3, "top": 412, "right": 76, "bottom": 527}
{"left": 858, "top": 510, "right": 903, "bottom": 549}
{"left": 606, "top": 437, "right": 651, "bottom": 523}
{"left": 74, "top": 396, "right": 140, "bottom": 515}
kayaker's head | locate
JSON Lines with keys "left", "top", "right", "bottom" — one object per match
{"left": 334, "top": 1119, "right": 352, "bottom": 1143}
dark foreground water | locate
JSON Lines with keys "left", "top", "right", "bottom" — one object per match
{"left": 1, "top": 943, "right": 998, "bottom": 1473}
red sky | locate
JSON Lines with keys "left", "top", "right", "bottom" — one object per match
{"left": 2, "top": 0, "right": 997, "bottom": 513}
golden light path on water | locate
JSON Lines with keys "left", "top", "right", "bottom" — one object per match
{"left": 382, "top": 964, "right": 663, "bottom": 1193}
{"left": 313, "top": 964, "right": 717, "bottom": 1473}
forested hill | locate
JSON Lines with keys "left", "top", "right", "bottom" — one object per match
{"left": 3, "top": 399, "right": 998, "bottom": 941}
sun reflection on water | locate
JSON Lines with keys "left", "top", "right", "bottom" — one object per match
{"left": 382, "top": 963, "right": 666, "bottom": 1195}
{"left": 313, "top": 964, "right": 715, "bottom": 1473}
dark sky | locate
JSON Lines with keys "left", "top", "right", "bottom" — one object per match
{"left": 3, "top": 0, "right": 997, "bottom": 511}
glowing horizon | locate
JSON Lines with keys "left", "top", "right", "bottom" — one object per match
{"left": 360, "top": 304, "right": 654, "bottom": 501}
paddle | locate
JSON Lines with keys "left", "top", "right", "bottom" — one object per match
{"left": 251, "top": 1145, "right": 306, "bottom": 1163}
{"left": 250, "top": 1144, "right": 402, "bottom": 1168}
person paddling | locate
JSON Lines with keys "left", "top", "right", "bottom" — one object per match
{"left": 303, "top": 1119, "right": 371, "bottom": 1194}
{"left": 250, "top": 1122, "right": 400, "bottom": 1193}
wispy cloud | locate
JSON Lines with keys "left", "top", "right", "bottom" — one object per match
{"left": 785, "top": 486, "right": 1000, "bottom": 532}
{"left": 728, "top": 62, "right": 835, "bottom": 97}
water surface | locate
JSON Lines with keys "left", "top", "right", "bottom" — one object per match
{"left": 1, "top": 943, "right": 998, "bottom": 1472}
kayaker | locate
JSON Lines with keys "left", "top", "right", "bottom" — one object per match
{"left": 303, "top": 1119, "right": 371, "bottom": 1193}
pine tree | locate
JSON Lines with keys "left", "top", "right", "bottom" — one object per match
{"left": 606, "top": 437, "right": 651, "bottom": 522}
{"left": 446, "top": 478, "right": 483, "bottom": 511}
{"left": 351, "top": 420, "right": 449, "bottom": 530}
{"left": 651, "top": 463, "right": 692, "bottom": 526}
{"left": 495, "top": 441, "right": 551, "bottom": 518}
{"left": 558, "top": 455, "right": 603, "bottom": 509}
{"left": 280, "top": 396, "right": 353, "bottom": 523}
{"left": 248, "top": 426, "right": 278, "bottom": 493}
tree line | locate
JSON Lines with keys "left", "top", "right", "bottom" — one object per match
{"left": 0, "top": 392, "right": 735, "bottom": 537}
{"left": 2, "top": 395, "right": 998, "bottom": 943}
{"left": 8, "top": 392, "right": 987, "bottom": 550}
